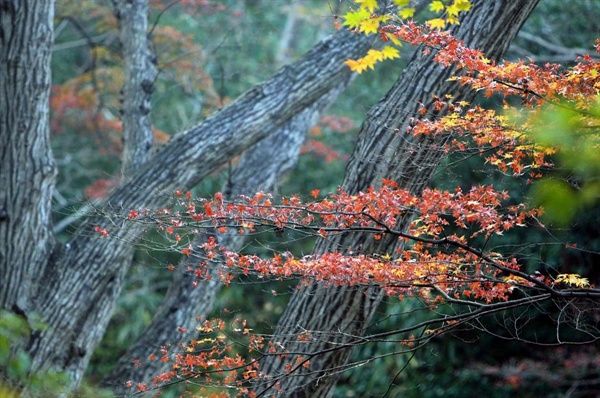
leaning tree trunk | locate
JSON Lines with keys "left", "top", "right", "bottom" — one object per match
{"left": 255, "top": 1, "right": 541, "bottom": 396}
{"left": 0, "top": 0, "right": 377, "bottom": 391}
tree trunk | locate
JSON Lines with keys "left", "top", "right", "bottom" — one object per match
{"left": 255, "top": 1, "right": 541, "bottom": 396}
{"left": 0, "top": 1, "right": 376, "bottom": 389}
{"left": 112, "top": 0, "right": 158, "bottom": 178}
{"left": 0, "top": 0, "right": 56, "bottom": 327}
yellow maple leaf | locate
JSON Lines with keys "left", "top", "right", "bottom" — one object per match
{"left": 429, "top": 1, "right": 445, "bottom": 13}
{"left": 359, "top": 18, "right": 380, "bottom": 35}
{"left": 381, "top": 46, "right": 400, "bottom": 60}
{"left": 366, "top": 49, "right": 385, "bottom": 62}
{"left": 345, "top": 58, "right": 370, "bottom": 74}
{"left": 394, "top": 0, "right": 410, "bottom": 6}
{"left": 446, "top": 15, "right": 460, "bottom": 25}
{"left": 427, "top": 18, "right": 447, "bottom": 30}
{"left": 446, "top": 4, "right": 461, "bottom": 17}
{"left": 555, "top": 273, "right": 590, "bottom": 288}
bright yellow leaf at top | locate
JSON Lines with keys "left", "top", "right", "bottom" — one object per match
{"left": 427, "top": 18, "right": 447, "bottom": 30}
{"left": 356, "top": 0, "right": 379, "bottom": 13}
{"left": 394, "top": 0, "right": 410, "bottom": 7}
{"left": 430, "top": 1, "right": 445, "bottom": 13}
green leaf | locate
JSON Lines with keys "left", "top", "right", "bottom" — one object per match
{"left": 342, "top": 8, "right": 371, "bottom": 29}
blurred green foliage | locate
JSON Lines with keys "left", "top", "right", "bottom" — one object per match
{"left": 528, "top": 103, "right": 600, "bottom": 226}
{"left": 0, "top": 310, "right": 113, "bottom": 397}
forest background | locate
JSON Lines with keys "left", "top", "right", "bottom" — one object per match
{"left": 2, "top": 0, "right": 599, "bottom": 397}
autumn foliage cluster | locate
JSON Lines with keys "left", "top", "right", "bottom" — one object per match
{"left": 87, "top": 11, "right": 600, "bottom": 394}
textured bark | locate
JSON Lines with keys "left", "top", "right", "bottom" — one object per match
{"left": 102, "top": 82, "right": 351, "bottom": 395}
{"left": 0, "top": 1, "right": 56, "bottom": 315}
{"left": 112, "top": 0, "right": 158, "bottom": 178}
{"left": 255, "top": 1, "right": 541, "bottom": 397}
{"left": 2, "top": 12, "right": 375, "bottom": 390}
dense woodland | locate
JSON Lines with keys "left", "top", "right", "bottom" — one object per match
{"left": 1, "top": 0, "right": 599, "bottom": 397}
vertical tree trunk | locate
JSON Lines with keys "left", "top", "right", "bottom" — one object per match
{"left": 112, "top": 0, "right": 158, "bottom": 178}
{"left": 0, "top": 1, "right": 56, "bottom": 318}
{"left": 256, "top": 1, "right": 541, "bottom": 396}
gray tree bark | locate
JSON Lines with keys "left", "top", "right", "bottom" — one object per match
{"left": 0, "top": 0, "right": 376, "bottom": 392}
{"left": 254, "top": 1, "right": 541, "bottom": 397}
{"left": 0, "top": 0, "right": 57, "bottom": 329}
{"left": 112, "top": 0, "right": 158, "bottom": 178}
